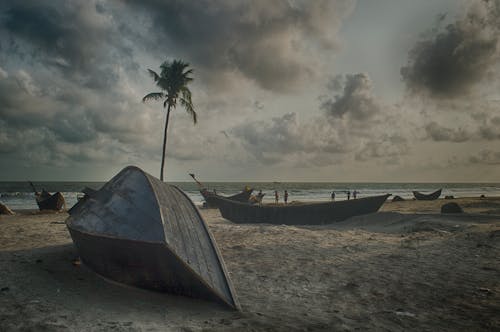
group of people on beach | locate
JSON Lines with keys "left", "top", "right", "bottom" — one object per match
{"left": 331, "top": 190, "right": 358, "bottom": 201}
{"left": 273, "top": 190, "right": 288, "bottom": 204}
{"left": 269, "top": 189, "right": 360, "bottom": 204}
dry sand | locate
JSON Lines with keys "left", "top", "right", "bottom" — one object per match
{"left": 0, "top": 197, "right": 499, "bottom": 331}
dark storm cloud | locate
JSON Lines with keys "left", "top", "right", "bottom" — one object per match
{"left": 122, "top": 0, "right": 354, "bottom": 92}
{"left": 401, "top": 0, "right": 500, "bottom": 97}
{"left": 0, "top": 1, "right": 137, "bottom": 88}
{"left": 320, "top": 73, "right": 381, "bottom": 120}
{"left": 0, "top": 0, "right": 162, "bottom": 169}
{"left": 0, "top": 0, "right": 357, "bottom": 172}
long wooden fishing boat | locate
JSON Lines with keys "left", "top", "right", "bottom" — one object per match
{"left": 189, "top": 173, "right": 253, "bottom": 208}
{"left": 201, "top": 188, "right": 253, "bottom": 208}
{"left": 29, "top": 182, "right": 65, "bottom": 211}
{"left": 66, "top": 166, "right": 239, "bottom": 309}
{"left": 216, "top": 194, "right": 391, "bottom": 225}
{"left": 412, "top": 189, "right": 442, "bottom": 201}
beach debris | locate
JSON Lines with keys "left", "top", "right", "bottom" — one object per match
{"left": 394, "top": 309, "right": 416, "bottom": 318}
{"left": 71, "top": 259, "right": 81, "bottom": 267}
{"left": 445, "top": 195, "right": 454, "bottom": 199}
{"left": 392, "top": 195, "right": 405, "bottom": 202}
{"left": 477, "top": 287, "right": 493, "bottom": 295}
{"left": 441, "top": 202, "right": 464, "bottom": 214}
{"left": 0, "top": 202, "right": 15, "bottom": 215}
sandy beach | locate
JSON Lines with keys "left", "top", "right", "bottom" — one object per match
{"left": 1, "top": 197, "right": 499, "bottom": 331}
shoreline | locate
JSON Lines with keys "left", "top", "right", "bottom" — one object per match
{"left": 0, "top": 197, "right": 499, "bottom": 330}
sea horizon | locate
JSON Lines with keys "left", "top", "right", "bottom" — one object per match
{"left": 2, "top": 180, "right": 500, "bottom": 211}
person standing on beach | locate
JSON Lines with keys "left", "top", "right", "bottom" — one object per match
{"left": 331, "top": 191, "right": 335, "bottom": 201}
{"left": 284, "top": 190, "right": 288, "bottom": 204}
{"left": 274, "top": 190, "right": 279, "bottom": 204}
{"left": 353, "top": 190, "right": 357, "bottom": 199}
{"left": 347, "top": 190, "right": 351, "bottom": 200}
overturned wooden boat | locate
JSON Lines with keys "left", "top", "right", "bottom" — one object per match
{"left": 189, "top": 173, "right": 253, "bottom": 208}
{"left": 66, "top": 166, "right": 239, "bottom": 309}
{"left": 29, "top": 182, "right": 65, "bottom": 211}
{"left": 412, "top": 189, "right": 442, "bottom": 201}
{"left": 217, "top": 194, "right": 391, "bottom": 225}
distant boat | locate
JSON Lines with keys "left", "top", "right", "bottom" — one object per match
{"left": 412, "top": 189, "right": 442, "bottom": 201}
{"left": 216, "top": 194, "right": 391, "bottom": 225}
{"left": 67, "top": 166, "right": 239, "bottom": 309}
{"left": 189, "top": 173, "right": 253, "bottom": 208}
{"left": 29, "top": 182, "right": 65, "bottom": 211}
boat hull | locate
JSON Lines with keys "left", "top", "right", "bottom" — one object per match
{"left": 201, "top": 189, "right": 253, "bottom": 208}
{"left": 36, "top": 192, "right": 65, "bottom": 211}
{"left": 412, "top": 189, "right": 442, "bottom": 201}
{"left": 67, "top": 225, "right": 234, "bottom": 308}
{"left": 217, "top": 194, "right": 391, "bottom": 225}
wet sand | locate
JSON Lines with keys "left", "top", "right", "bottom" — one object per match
{"left": 0, "top": 197, "right": 499, "bottom": 331}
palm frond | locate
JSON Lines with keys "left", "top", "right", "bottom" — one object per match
{"left": 180, "top": 95, "right": 196, "bottom": 124}
{"left": 142, "top": 92, "right": 164, "bottom": 103}
{"left": 147, "top": 69, "right": 160, "bottom": 82}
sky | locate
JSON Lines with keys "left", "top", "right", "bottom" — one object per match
{"left": 0, "top": 0, "right": 499, "bottom": 182}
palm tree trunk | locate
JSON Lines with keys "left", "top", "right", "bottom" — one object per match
{"left": 160, "top": 104, "right": 171, "bottom": 181}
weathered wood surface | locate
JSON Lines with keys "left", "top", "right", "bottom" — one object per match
{"left": 217, "top": 194, "right": 391, "bottom": 225}
{"left": 66, "top": 166, "right": 239, "bottom": 309}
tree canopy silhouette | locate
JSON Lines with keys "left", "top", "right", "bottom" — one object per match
{"left": 142, "top": 60, "right": 196, "bottom": 181}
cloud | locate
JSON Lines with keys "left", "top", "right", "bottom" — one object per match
{"left": 0, "top": 1, "right": 136, "bottom": 85}
{"left": 424, "top": 121, "right": 472, "bottom": 142}
{"left": 469, "top": 149, "right": 500, "bottom": 165}
{"left": 230, "top": 76, "right": 409, "bottom": 167}
{"left": 0, "top": 0, "right": 357, "bottom": 175}
{"left": 320, "top": 73, "right": 382, "bottom": 121}
{"left": 121, "top": 0, "right": 354, "bottom": 92}
{"left": 355, "top": 135, "right": 409, "bottom": 162}
{"left": 401, "top": 0, "right": 500, "bottom": 98}
{"left": 477, "top": 114, "right": 500, "bottom": 140}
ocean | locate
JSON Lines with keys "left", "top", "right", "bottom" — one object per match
{"left": 1, "top": 181, "right": 500, "bottom": 210}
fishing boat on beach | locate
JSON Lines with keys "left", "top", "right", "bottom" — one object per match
{"left": 413, "top": 189, "right": 442, "bottom": 201}
{"left": 216, "top": 194, "right": 391, "bottom": 225}
{"left": 189, "top": 173, "right": 253, "bottom": 208}
{"left": 66, "top": 166, "right": 239, "bottom": 309}
{"left": 29, "top": 182, "right": 65, "bottom": 211}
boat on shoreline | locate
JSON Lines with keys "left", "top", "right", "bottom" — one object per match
{"left": 189, "top": 173, "right": 253, "bottom": 208}
{"left": 29, "top": 182, "right": 65, "bottom": 211}
{"left": 413, "top": 189, "right": 442, "bottom": 201}
{"left": 216, "top": 194, "right": 391, "bottom": 225}
{"left": 66, "top": 166, "right": 239, "bottom": 309}
{"left": 200, "top": 187, "right": 254, "bottom": 208}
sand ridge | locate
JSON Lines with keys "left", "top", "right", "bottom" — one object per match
{"left": 0, "top": 197, "right": 499, "bottom": 331}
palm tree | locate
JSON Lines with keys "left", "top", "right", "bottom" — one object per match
{"left": 142, "top": 60, "right": 197, "bottom": 181}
